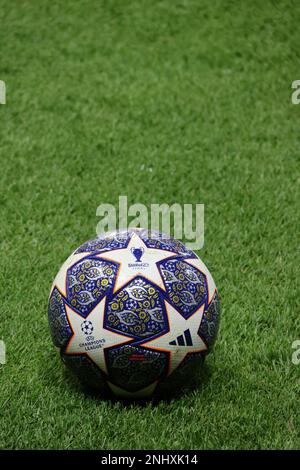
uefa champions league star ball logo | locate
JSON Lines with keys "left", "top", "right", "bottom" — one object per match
{"left": 81, "top": 320, "right": 94, "bottom": 336}
{"left": 131, "top": 246, "right": 144, "bottom": 262}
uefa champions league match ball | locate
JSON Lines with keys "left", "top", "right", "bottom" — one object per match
{"left": 48, "top": 228, "right": 220, "bottom": 399}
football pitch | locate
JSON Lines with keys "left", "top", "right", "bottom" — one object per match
{"left": 0, "top": 0, "right": 299, "bottom": 450}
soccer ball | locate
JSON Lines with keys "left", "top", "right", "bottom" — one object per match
{"left": 48, "top": 228, "right": 220, "bottom": 398}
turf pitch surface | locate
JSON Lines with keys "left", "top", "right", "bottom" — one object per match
{"left": 0, "top": 0, "right": 299, "bottom": 450}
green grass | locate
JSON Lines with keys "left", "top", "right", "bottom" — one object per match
{"left": 0, "top": 0, "right": 300, "bottom": 450}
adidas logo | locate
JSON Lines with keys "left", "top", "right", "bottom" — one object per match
{"left": 169, "top": 329, "right": 193, "bottom": 347}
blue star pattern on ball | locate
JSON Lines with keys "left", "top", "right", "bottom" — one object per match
{"left": 105, "top": 277, "right": 165, "bottom": 339}
{"left": 67, "top": 258, "right": 117, "bottom": 316}
{"left": 160, "top": 258, "right": 207, "bottom": 317}
{"left": 48, "top": 228, "right": 220, "bottom": 398}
